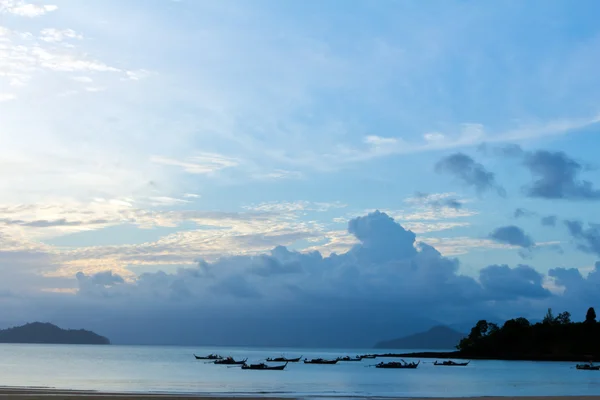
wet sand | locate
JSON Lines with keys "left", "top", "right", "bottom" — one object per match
{"left": 2, "top": 388, "right": 600, "bottom": 400}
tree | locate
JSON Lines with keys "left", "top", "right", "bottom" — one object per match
{"left": 543, "top": 308, "right": 555, "bottom": 324}
{"left": 586, "top": 307, "right": 596, "bottom": 324}
{"left": 555, "top": 311, "right": 571, "bottom": 325}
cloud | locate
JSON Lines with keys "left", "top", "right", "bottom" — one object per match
{"left": 412, "top": 192, "right": 463, "bottom": 210}
{"left": 549, "top": 263, "right": 600, "bottom": 309}
{"left": 479, "top": 264, "right": 551, "bottom": 300}
{"left": 488, "top": 225, "right": 534, "bottom": 248}
{"left": 564, "top": 220, "right": 600, "bottom": 257}
{"left": 523, "top": 150, "right": 600, "bottom": 200}
{"left": 0, "top": 0, "right": 57, "bottom": 17}
{"left": 541, "top": 215, "right": 557, "bottom": 227}
{"left": 514, "top": 208, "right": 536, "bottom": 218}
{"left": 0, "top": 93, "right": 16, "bottom": 102}
{"left": 150, "top": 153, "right": 239, "bottom": 174}
{"left": 39, "top": 29, "right": 82, "bottom": 43}
{"left": 478, "top": 143, "right": 525, "bottom": 158}
{"left": 435, "top": 153, "right": 505, "bottom": 195}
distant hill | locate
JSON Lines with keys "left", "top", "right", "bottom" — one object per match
{"left": 0, "top": 322, "right": 110, "bottom": 345}
{"left": 374, "top": 325, "right": 466, "bottom": 349}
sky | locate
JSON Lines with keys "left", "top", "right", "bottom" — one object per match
{"left": 1, "top": 0, "right": 600, "bottom": 347}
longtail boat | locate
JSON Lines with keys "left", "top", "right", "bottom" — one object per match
{"left": 576, "top": 363, "right": 600, "bottom": 370}
{"left": 434, "top": 360, "right": 470, "bottom": 366}
{"left": 304, "top": 358, "right": 338, "bottom": 365}
{"left": 360, "top": 354, "right": 376, "bottom": 359}
{"left": 375, "top": 360, "right": 419, "bottom": 369}
{"left": 266, "top": 355, "right": 302, "bottom": 362}
{"left": 241, "top": 362, "right": 288, "bottom": 370}
{"left": 194, "top": 354, "right": 223, "bottom": 360}
{"left": 214, "top": 357, "right": 247, "bottom": 365}
{"left": 338, "top": 356, "right": 363, "bottom": 362}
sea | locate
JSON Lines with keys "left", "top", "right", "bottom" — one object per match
{"left": 0, "top": 344, "right": 598, "bottom": 398}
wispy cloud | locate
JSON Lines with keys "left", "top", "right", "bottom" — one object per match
{"left": 151, "top": 153, "right": 239, "bottom": 174}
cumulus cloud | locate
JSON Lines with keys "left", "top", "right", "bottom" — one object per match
{"left": 488, "top": 225, "right": 534, "bottom": 248}
{"left": 435, "top": 153, "right": 505, "bottom": 196}
{"left": 64, "top": 211, "right": 559, "bottom": 346}
{"left": 549, "top": 263, "right": 600, "bottom": 309}
{"left": 523, "top": 150, "right": 600, "bottom": 200}
{"left": 479, "top": 264, "right": 551, "bottom": 300}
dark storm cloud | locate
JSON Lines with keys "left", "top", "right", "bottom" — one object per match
{"left": 489, "top": 225, "right": 534, "bottom": 248}
{"left": 434, "top": 153, "right": 505, "bottom": 196}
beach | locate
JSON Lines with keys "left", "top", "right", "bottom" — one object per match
{"left": 2, "top": 389, "right": 600, "bottom": 400}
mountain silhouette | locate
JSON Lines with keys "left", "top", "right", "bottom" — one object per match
{"left": 374, "top": 325, "right": 465, "bottom": 349}
{"left": 0, "top": 322, "right": 110, "bottom": 345}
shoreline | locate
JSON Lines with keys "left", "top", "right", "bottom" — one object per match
{"left": 376, "top": 352, "right": 597, "bottom": 362}
{"left": 2, "top": 388, "right": 600, "bottom": 400}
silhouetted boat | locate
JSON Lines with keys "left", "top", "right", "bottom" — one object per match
{"left": 266, "top": 355, "right": 302, "bottom": 362}
{"left": 375, "top": 360, "right": 419, "bottom": 369}
{"left": 194, "top": 354, "right": 222, "bottom": 360}
{"left": 576, "top": 362, "right": 600, "bottom": 370}
{"left": 304, "top": 358, "right": 338, "bottom": 364}
{"left": 214, "top": 357, "right": 247, "bottom": 365}
{"left": 434, "top": 360, "right": 470, "bottom": 366}
{"left": 360, "top": 354, "right": 376, "bottom": 359}
{"left": 241, "top": 362, "right": 288, "bottom": 370}
{"left": 338, "top": 356, "right": 363, "bottom": 362}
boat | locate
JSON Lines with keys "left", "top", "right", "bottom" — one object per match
{"left": 304, "top": 358, "right": 339, "bottom": 364}
{"left": 214, "top": 357, "right": 248, "bottom": 365}
{"left": 241, "top": 362, "right": 288, "bottom": 370}
{"left": 434, "top": 360, "right": 470, "bottom": 366}
{"left": 338, "top": 356, "right": 363, "bottom": 362}
{"left": 194, "top": 354, "right": 223, "bottom": 360}
{"left": 266, "top": 355, "right": 302, "bottom": 362}
{"left": 375, "top": 360, "right": 419, "bottom": 369}
{"left": 360, "top": 354, "right": 377, "bottom": 359}
{"left": 576, "top": 362, "right": 600, "bottom": 370}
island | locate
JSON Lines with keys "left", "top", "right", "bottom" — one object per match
{"left": 0, "top": 322, "right": 110, "bottom": 345}
{"left": 374, "top": 325, "right": 466, "bottom": 349}
{"left": 388, "top": 307, "right": 600, "bottom": 362}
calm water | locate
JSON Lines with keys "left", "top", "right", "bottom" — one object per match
{"left": 0, "top": 344, "right": 598, "bottom": 397}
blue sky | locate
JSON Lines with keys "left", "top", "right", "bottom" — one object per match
{"left": 1, "top": 0, "right": 600, "bottom": 345}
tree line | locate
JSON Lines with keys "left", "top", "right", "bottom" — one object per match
{"left": 457, "top": 307, "right": 599, "bottom": 360}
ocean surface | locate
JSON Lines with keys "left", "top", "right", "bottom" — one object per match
{"left": 0, "top": 344, "right": 599, "bottom": 398}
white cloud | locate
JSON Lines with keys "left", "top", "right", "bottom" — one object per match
{"left": 72, "top": 76, "right": 93, "bottom": 83}
{"left": 126, "top": 69, "right": 152, "bottom": 81}
{"left": 364, "top": 135, "right": 398, "bottom": 146}
{"left": 244, "top": 200, "right": 346, "bottom": 213}
{"left": 251, "top": 169, "right": 303, "bottom": 180}
{"left": 0, "top": 93, "right": 16, "bottom": 102}
{"left": 0, "top": 0, "right": 57, "bottom": 17}
{"left": 151, "top": 153, "right": 239, "bottom": 174}
{"left": 39, "top": 28, "right": 82, "bottom": 43}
